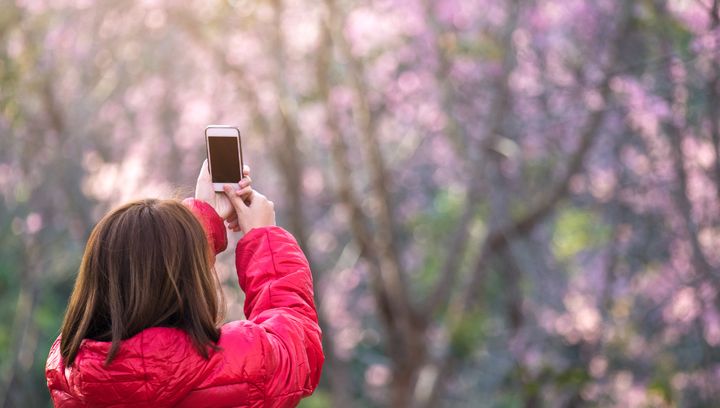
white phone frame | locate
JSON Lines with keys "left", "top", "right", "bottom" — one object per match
{"left": 205, "top": 125, "right": 244, "bottom": 192}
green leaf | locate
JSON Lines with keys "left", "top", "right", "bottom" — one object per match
{"left": 449, "top": 310, "right": 487, "bottom": 359}
{"left": 552, "top": 207, "right": 610, "bottom": 262}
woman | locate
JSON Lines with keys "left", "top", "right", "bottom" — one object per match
{"left": 45, "top": 162, "right": 324, "bottom": 407}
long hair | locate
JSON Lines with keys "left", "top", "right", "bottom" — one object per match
{"left": 60, "top": 199, "right": 224, "bottom": 366}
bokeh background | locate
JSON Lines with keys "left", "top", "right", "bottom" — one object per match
{"left": 2, "top": 0, "right": 720, "bottom": 406}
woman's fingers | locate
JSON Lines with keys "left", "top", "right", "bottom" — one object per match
{"left": 242, "top": 190, "right": 276, "bottom": 229}
{"left": 233, "top": 178, "right": 253, "bottom": 203}
{"left": 223, "top": 185, "right": 247, "bottom": 212}
{"left": 235, "top": 186, "right": 252, "bottom": 198}
{"left": 224, "top": 188, "right": 275, "bottom": 232}
{"left": 226, "top": 211, "right": 237, "bottom": 222}
{"left": 227, "top": 218, "right": 240, "bottom": 231}
{"left": 242, "top": 164, "right": 250, "bottom": 177}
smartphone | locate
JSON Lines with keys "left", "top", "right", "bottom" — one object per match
{"left": 205, "top": 125, "right": 244, "bottom": 192}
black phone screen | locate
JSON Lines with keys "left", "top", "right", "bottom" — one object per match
{"left": 208, "top": 136, "right": 241, "bottom": 183}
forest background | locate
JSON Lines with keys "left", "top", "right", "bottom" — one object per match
{"left": 2, "top": 0, "right": 720, "bottom": 406}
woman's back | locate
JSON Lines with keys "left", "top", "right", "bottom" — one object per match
{"left": 46, "top": 195, "right": 323, "bottom": 407}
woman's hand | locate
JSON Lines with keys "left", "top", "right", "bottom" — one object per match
{"left": 195, "top": 160, "right": 251, "bottom": 226}
{"left": 223, "top": 186, "right": 276, "bottom": 233}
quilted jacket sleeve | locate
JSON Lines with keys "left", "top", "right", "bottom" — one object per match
{"left": 182, "top": 198, "right": 228, "bottom": 255}
{"left": 236, "top": 226, "right": 324, "bottom": 406}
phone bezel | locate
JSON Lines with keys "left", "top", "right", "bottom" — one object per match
{"left": 205, "top": 125, "right": 244, "bottom": 192}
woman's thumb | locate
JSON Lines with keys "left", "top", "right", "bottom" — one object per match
{"left": 198, "top": 159, "right": 211, "bottom": 182}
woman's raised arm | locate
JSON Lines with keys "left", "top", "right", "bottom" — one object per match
{"left": 236, "top": 226, "right": 324, "bottom": 404}
{"left": 224, "top": 189, "right": 324, "bottom": 405}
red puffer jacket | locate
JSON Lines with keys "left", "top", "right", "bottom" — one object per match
{"left": 45, "top": 199, "right": 324, "bottom": 407}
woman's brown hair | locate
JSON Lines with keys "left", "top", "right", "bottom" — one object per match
{"left": 60, "top": 199, "right": 224, "bottom": 366}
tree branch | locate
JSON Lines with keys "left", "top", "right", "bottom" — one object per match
{"left": 654, "top": 0, "right": 720, "bottom": 292}
{"left": 317, "top": 12, "right": 405, "bottom": 406}
{"left": 707, "top": 0, "right": 720, "bottom": 202}
{"left": 419, "top": 1, "right": 524, "bottom": 404}
{"left": 424, "top": 0, "right": 520, "bottom": 319}
{"left": 320, "top": 2, "right": 429, "bottom": 405}
{"left": 424, "top": 5, "right": 635, "bottom": 404}
{"left": 329, "top": 0, "right": 415, "bottom": 324}
{"left": 460, "top": 72, "right": 612, "bottom": 313}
